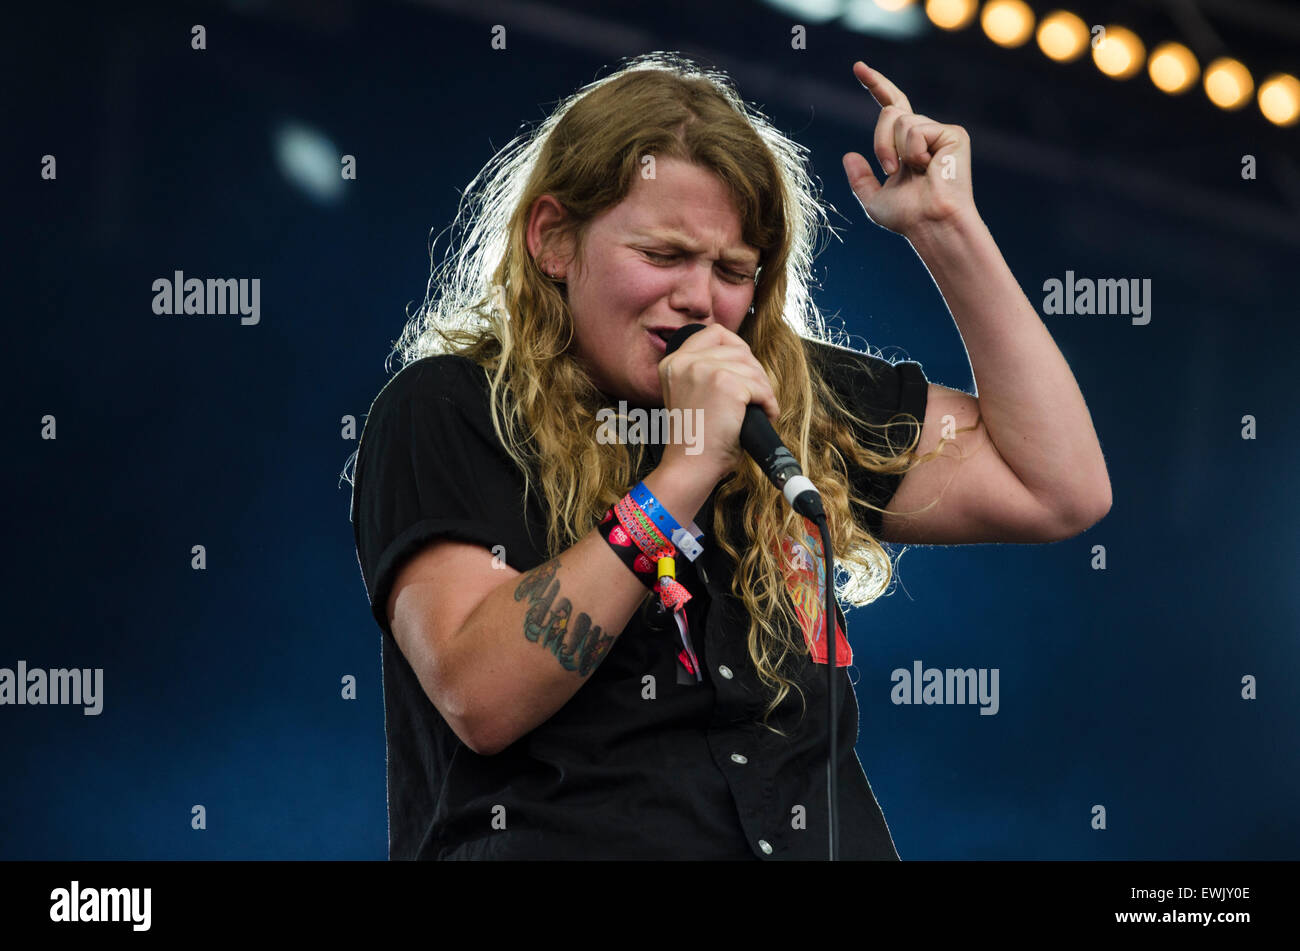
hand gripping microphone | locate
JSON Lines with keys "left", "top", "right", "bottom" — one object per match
{"left": 664, "top": 325, "right": 824, "bottom": 521}
{"left": 664, "top": 323, "right": 842, "bottom": 861}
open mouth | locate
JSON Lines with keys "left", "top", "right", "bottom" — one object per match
{"left": 647, "top": 328, "right": 671, "bottom": 352}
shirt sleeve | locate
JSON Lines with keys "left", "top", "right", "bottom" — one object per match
{"left": 806, "top": 339, "right": 930, "bottom": 538}
{"left": 349, "top": 357, "right": 516, "bottom": 638}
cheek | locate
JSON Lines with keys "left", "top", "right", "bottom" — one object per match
{"left": 619, "top": 267, "right": 671, "bottom": 307}
{"left": 723, "top": 285, "right": 754, "bottom": 320}
{"left": 582, "top": 261, "right": 655, "bottom": 314}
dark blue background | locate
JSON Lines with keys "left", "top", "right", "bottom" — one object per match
{"left": 6, "top": 0, "right": 1298, "bottom": 859}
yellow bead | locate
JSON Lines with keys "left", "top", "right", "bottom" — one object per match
{"left": 657, "top": 556, "right": 675, "bottom": 580}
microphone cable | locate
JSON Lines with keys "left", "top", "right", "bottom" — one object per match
{"left": 664, "top": 324, "right": 840, "bottom": 859}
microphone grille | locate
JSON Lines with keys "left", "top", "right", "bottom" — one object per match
{"left": 664, "top": 324, "right": 707, "bottom": 356}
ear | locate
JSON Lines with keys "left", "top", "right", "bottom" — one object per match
{"left": 525, "top": 194, "right": 576, "bottom": 274}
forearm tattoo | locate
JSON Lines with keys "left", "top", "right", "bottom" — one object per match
{"left": 512, "top": 557, "right": 616, "bottom": 676}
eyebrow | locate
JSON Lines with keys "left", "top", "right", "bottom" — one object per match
{"left": 637, "top": 230, "right": 760, "bottom": 268}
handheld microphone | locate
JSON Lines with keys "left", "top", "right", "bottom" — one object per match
{"left": 664, "top": 325, "right": 824, "bottom": 520}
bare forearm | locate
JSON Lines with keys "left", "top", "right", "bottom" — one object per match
{"left": 449, "top": 460, "right": 716, "bottom": 754}
{"left": 908, "top": 210, "right": 1111, "bottom": 514}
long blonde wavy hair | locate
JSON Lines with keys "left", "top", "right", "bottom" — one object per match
{"left": 382, "top": 52, "right": 956, "bottom": 733}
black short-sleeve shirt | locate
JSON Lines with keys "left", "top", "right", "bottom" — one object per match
{"left": 349, "top": 336, "right": 929, "bottom": 860}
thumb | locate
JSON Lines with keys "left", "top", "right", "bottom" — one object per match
{"left": 842, "top": 151, "right": 882, "bottom": 213}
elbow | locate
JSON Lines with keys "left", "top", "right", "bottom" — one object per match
{"left": 431, "top": 624, "right": 536, "bottom": 757}
{"left": 461, "top": 717, "right": 510, "bottom": 757}
{"left": 444, "top": 678, "right": 515, "bottom": 757}
{"left": 422, "top": 664, "right": 503, "bottom": 756}
{"left": 1081, "top": 479, "right": 1113, "bottom": 529}
{"left": 1085, "top": 465, "right": 1114, "bottom": 525}
{"left": 442, "top": 688, "right": 507, "bottom": 756}
{"left": 460, "top": 695, "right": 536, "bottom": 757}
{"left": 442, "top": 702, "right": 503, "bottom": 756}
{"left": 1049, "top": 483, "right": 1113, "bottom": 540}
{"left": 397, "top": 608, "right": 520, "bottom": 757}
{"left": 424, "top": 628, "right": 511, "bottom": 756}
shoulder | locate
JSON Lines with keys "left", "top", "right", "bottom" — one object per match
{"left": 801, "top": 335, "right": 927, "bottom": 405}
{"left": 364, "top": 353, "right": 491, "bottom": 423}
{"left": 354, "top": 353, "right": 498, "bottom": 478}
{"left": 803, "top": 334, "right": 904, "bottom": 375}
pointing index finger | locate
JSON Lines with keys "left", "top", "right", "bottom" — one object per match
{"left": 853, "top": 60, "right": 913, "bottom": 114}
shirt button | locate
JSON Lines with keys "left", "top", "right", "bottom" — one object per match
{"left": 718, "top": 665, "right": 733, "bottom": 679}
{"left": 758, "top": 839, "right": 773, "bottom": 855}
{"left": 730, "top": 752, "right": 748, "bottom": 764}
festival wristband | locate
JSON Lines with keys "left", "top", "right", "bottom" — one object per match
{"left": 601, "top": 498, "right": 697, "bottom": 679}
{"left": 629, "top": 481, "right": 705, "bottom": 561}
{"left": 614, "top": 497, "right": 691, "bottom": 615}
{"left": 597, "top": 507, "right": 666, "bottom": 590}
{"left": 616, "top": 494, "right": 671, "bottom": 555}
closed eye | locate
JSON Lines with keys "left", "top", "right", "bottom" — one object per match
{"left": 641, "top": 250, "right": 753, "bottom": 283}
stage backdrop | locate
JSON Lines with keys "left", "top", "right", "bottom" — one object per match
{"left": 7, "top": 0, "right": 1298, "bottom": 859}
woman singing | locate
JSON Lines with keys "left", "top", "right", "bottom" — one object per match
{"left": 348, "top": 52, "right": 1110, "bottom": 860}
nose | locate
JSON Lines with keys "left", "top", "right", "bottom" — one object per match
{"left": 669, "top": 260, "right": 714, "bottom": 321}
